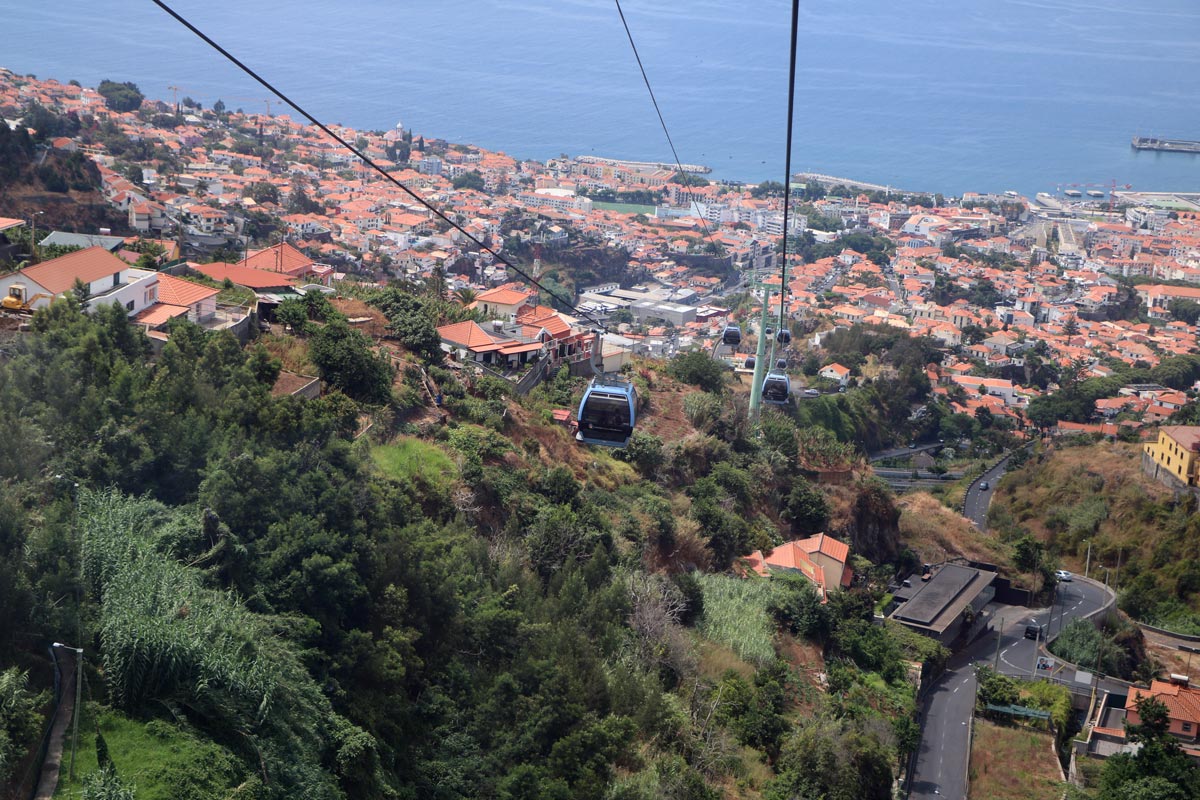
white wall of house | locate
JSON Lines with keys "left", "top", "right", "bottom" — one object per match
{"left": 191, "top": 295, "right": 217, "bottom": 322}
{"left": 87, "top": 270, "right": 159, "bottom": 316}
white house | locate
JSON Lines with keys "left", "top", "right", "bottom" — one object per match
{"left": 819, "top": 362, "right": 851, "bottom": 386}
{"left": 0, "top": 246, "right": 159, "bottom": 315}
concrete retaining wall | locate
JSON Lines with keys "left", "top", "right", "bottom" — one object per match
{"left": 1135, "top": 620, "right": 1200, "bottom": 643}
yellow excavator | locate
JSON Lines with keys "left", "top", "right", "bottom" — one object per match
{"left": 2, "top": 287, "right": 52, "bottom": 313}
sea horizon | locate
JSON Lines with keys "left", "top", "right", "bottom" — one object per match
{"left": 4, "top": 0, "right": 1199, "bottom": 198}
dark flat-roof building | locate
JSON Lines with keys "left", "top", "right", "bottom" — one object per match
{"left": 890, "top": 563, "right": 996, "bottom": 644}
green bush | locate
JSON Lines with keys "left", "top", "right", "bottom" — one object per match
{"left": 0, "top": 668, "right": 43, "bottom": 783}
{"left": 767, "top": 573, "right": 830, "bottom": 641}
{"left": 667, "top": 351, "right": 725, "bottom": 393}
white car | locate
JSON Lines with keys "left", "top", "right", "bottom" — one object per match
{"left": 1055, "top": 570, "right": 1073, "bottom": 582}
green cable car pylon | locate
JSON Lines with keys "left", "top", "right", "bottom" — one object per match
{"left": 749, "top": 0, "right": 800, "bottom": 422}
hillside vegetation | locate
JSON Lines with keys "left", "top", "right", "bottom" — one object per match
{"left": 0, "top": 121, "right": 128, "bottom": 237}
{"left": 989, "top": 438, "right": 1200, "bottom": 631}
{"left": 0, "top": 297, "right": 944, "bottom": 799}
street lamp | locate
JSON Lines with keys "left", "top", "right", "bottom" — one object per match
{"left": 30, "top": 210, "right": 44, "bottom": 263}
{"left": 1181, "top": 645, "right": 1200, "bottom": 679}
{"left": 52, "top": 642, "right": 83, "bottom": 782}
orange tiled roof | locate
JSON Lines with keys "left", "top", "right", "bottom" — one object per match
{"left": 240, "top": 242, "right": 313, "bottom": 274}
{"left": 134, "top": 303, "right": 189, "bottom": 326}
{"left": 1128, "top": 680, "right": 1200, "bottom": 725}
{"left": 191, "top": 262, "right": 299, "bottom": 290}
{"left": 475, "top": 287, "right": 532, "bottom": 306}
{"left": 156, "top": 273, "right": 219, "bottom": 307}
{"left": 436, "top": 320, "right": 503, "bottom": 350}
{"left": 798, "top": 532, "right": 851, "bottom": 567}
{"left": 19, "top": 246, "right": 128, "bottom": 295}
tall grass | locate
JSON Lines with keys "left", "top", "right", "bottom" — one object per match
{"left": 372, "top": 438, "right": 456, "bottom": 483}
{"left": 968, "top": 719, "right": 1064, "bottom": 800}
{"left": 53, "top": 708, "right": 241, "bottom": 799}
{"left": 697, "top": 574, "right": 776, "bottom": 665}
{"left": 78, "top": 489, "right": 346, "bottom": 798}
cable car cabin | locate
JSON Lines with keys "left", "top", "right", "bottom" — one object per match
{"left": 776, "top": 329, "right": 792, "bottom": 346}
{"left": 744, "top": 356, "right": 756, "bottom": 370}
{"left": 775, "top": 358, "right": 788, "bottom": 370}
{"left": 576, "top": 377, "right": 638, "bottom": 448}
{"left": 721, "top": 325, "right": 742, "bottom": 347}
{"left": 762, "top": 370, "right": 791, "bottom": 405}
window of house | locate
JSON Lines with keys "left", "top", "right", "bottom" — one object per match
{"left": 1184, "top": 722, "right": 1193, "bottom": 732}
{"left": 125, "top": 300, "right": 134, "bottom": 311}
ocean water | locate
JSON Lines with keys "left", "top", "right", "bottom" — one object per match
{"left": 5, "top": 0, "right": 1200, "bottom": 197}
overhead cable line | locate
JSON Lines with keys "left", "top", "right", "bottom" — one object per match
{"left": 776, "top": 0, "right": 801, "bottom": 340}
{"left": 150, "top": 0, "right": 610, "bottom": 332}
{"left": 613, "top": 0, "right": 724, "bottom": 256}
{"left": 749, "top": 0, "right": 801, "bottom": 418}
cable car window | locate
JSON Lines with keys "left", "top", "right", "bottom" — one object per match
{"left": 582, "top": 395, "right": 630, "bottom": 428}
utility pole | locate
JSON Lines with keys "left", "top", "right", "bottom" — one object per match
{"left": 993, "top": 615, "right": 1003, "bottom": 670}
{"left": 1085, "top": 540, "right": 1091, "bottom": 579}
{"left": 30, "top": 210, "right": 43, "bottom": 264}
{"left": 1181, "top": 645, "right": 1199, "bottom": 678}
{"left": 1031, "top": 624, "right": 1041, "bottom": 679}
{"left": 52, "top": 642, "right": 83, "bottom": 781}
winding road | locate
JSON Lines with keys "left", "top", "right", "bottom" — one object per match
{"left": 962, "top": 455, "right": 1012, "bottom": 530}
{"left": 908, "top": 576, "right": 1116, "bottom": 799}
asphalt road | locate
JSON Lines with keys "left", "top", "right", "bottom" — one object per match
{"left": 908, "top": 577, "right": 1116, "bottom": 799}
{"left": 962, "top": 455, "right": 1012, "bottom": 530}
{"left": 868, "top": 444, "right": 942, "bottom": 463}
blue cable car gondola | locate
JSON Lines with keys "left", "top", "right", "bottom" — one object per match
{"left": 762, "top": 370, "right": 791, "bottom": 405}
{"left": 744, "top": 356, "right": 756, "bottom": 370}
{"left": 576, "top": 376, "right": 638, "bottom": 447}
{"left": 722, "top": 324, "right": 742, "bottom": 347}
{"left": 775, "top": 358, "right": 788, "bottom": 370}
{"left": 776, "top": 329, "right": 792, "bottom": 346}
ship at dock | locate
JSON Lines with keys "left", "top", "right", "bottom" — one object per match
{"left": 1131, "top": 135, "right": 1200, "bottom": 154}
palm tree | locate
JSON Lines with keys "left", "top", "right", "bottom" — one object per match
{"left": 453, "top": 287, "right": 477, "bottom": 306}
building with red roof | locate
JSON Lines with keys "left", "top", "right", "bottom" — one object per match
{"left": 1126, "top": 679, "right": 1200, "bottom": 754}
{"left": 0, "top": 246, "right": 160, "bottom": 316}
{"left": 191, "top": 261, "right": 300, "bottom": 291}
{"left": 471, "top": 286, "right": 534, "bottom": 322}
{"left": 741, "top": 533, "right": 853, "bottom": 603}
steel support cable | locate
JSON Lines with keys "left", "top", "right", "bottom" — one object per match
{"left": 150, "top": 0, "right": 610, "bottom": 331}
{"left": 613, "top": 0, "right": 724, "bottom": 256}
{"left": 777, "top": 0, "right": 801, "bottom": 341}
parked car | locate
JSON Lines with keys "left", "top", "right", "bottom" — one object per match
{"left": 1055, "top": 570, "right": 1073, "bottom": 582}
{"left": 804, "top": 388, "right": 820, "bottom": 397}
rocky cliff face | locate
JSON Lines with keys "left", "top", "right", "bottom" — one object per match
{"left": 828, "top": 478, "right": 901, "bottom": 564}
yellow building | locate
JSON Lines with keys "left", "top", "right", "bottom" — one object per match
{"left": 1143, "top": 426, "right": 1200, "bottom": 490}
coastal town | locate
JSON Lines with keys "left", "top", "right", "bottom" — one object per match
{"left": 10, "top": 61, "right": 1200, "bottom": 800}
{"left": 4, "top": 68, "right": 1200, "bottom": 436}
